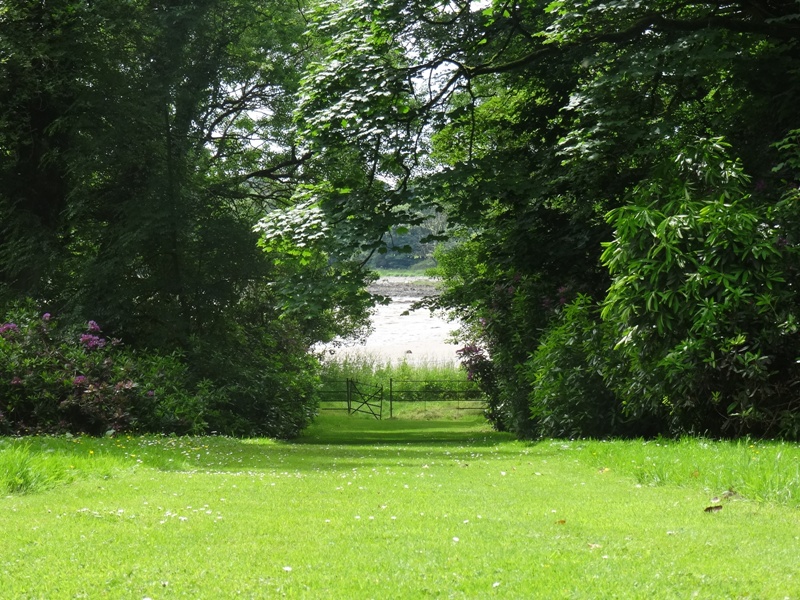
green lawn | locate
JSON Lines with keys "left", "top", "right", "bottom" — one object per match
{"left": 2, "top": 414, "right": 799, "bottom": 598}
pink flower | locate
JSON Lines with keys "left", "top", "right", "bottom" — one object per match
{"left": 42, "top": 313, "right": 51, "bottom": 321}
{"left": 87, "top": 320, "right": 101, "bottom": 333}
{"left": 80, "top": 334, "right": 106, "bottom": 350}
{"left": 73, "top": 375, "right": 88, "bottom": 387}
{"left": 0, "top": 323, "right": 19, "bottom": 337}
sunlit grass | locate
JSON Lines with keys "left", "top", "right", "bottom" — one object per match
{"left": 373, "top": 265, "right": 437, "bottom": 277}
{"left": 0, "top": 436, "right": 133, "bottom": 495}
{"left": 2, "top": 417, "right": 800, "bottom": 598}
{"left": 579, "top": 436, "right": 800, "bottom": 506}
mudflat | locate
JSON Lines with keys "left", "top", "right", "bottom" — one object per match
{"left": 368, "top": 275, "right": 440, "bottom": 299}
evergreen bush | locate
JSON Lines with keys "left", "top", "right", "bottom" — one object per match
{"left": 602, "top": 139, "right": 800, "bottom": 438}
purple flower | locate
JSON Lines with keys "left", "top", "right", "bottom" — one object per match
{"left": 11, "top": 376, "right": 23, "bottom": 385}
{"left": 80, "top": 334, "right": 106, "bottom": 350}
{"left": 87, "top": 320, "right": 101, "bottom": 333}
{"left": 147, "top": 390, "right": 155, "bottom": 397}
{"left": 73, "top": 375, "right": 88, "bottom": 387}
{"left": 0, "top": 323, "right": 20, "bottom": 337}
{"left": 42, "top": 313, "right": 51, "bottom": 322}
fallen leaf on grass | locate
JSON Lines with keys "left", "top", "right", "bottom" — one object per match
{"left": 704, "top": 505, "right": 723, "bottom": 513}
{"left": 555, "top": 519, "right": 566, "bottom": 525}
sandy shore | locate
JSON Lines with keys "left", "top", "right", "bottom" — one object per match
{"left": 367, "top": 276, "right": 440, "bottom": 299}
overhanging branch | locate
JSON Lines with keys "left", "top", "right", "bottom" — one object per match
{"left": 467, "top": 10, "right": 800, "bottom": 78}
{"left": 240, "top": 151, "right": 313, "bottom": 182}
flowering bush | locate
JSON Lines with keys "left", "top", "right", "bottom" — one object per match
{"left": 1, "top": 323, "right": 20, "bottom": 337}
{"left": 0, "top": 304, "right": 205, "bottom": 435}
{"left": 79, "top": 334, "right": 106, "bottom": 350}
{"left": 456, "top": 344, "right": 505, "bottom": 429}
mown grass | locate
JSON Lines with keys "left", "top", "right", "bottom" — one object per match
{"left": 2, "top": 416, "right": 800, "bottom": 598}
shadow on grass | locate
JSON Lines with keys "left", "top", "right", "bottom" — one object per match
{"left": 294, "top": 413, "right": 516, "bottom": 447}
{"left": 1, "top": 414, "right": 527, "bottom": 481}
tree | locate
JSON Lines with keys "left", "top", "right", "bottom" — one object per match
{"left": 0, "top": 0, "right": 375, "bottom": 436}
{"left": 298, "top": 0, "right": 800, "bottom": 437}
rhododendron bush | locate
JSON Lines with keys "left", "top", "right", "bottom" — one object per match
{"left": 0, "top": 305, "right": 204, "bottom": 435}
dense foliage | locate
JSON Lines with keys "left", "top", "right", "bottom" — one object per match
{"left": 5, "top": 0, "right": 800, "bottom": 439}
{"left": 0, "top": 306, "right": 204, "bottom": 435}
{"left": 526, "top": 295, "right": 631, "bottom": 439}
{"left": 298, "top": 0, "right": 800, "bottom": 439}
{"left": 602, "top": 139, "right": 800, "bottom": 437}
{"left": 0, "top": 0, "right": 374, "bottom": 437}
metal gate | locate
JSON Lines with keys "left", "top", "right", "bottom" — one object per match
{"left": 319, "top": 379, "right": 383, "bottom": 420}
{"left": 347, "top": 379, "right": 383, "bottom": 420}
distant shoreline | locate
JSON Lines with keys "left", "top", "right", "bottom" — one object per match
{"left": 368, "top": 276, "right": 440, "bottom": 300}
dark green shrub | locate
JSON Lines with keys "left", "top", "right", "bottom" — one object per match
{"left": 188, "top": 319, "right": 319, "bottom": 439}
{"left": 526, "top": 296, "right": 630, "bottom": 438}
{"left": 601, "top": 138, "right": 800, "bottom": 438}
{"left": 128, "top": 352, "right": 207, "bottom": 434}
{"left": 431, "top": 216, "right": 610, "bottom": 438}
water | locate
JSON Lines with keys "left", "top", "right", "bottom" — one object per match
{"left": 323, "top": 277, "right": 462, "bottom": 365}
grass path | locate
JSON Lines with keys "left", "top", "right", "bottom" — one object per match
{"left": 1, "top": 415, "right": 799, "bottom": 598}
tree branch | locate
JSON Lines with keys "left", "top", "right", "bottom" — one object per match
{"left": 239, "top": 151, "right": 312, "bottom": 182}
{"left": 468, "top": 10, "right": 800, "bottom": 77}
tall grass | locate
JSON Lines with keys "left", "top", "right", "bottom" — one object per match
{"left": 0, "top": 436, "right": 133, "bottom": 495}
{"left": 373, "top": 263, "right": 437, "bottom": 277}
{"left": 320, "top": 352, "right": 463, "bottom": 384}
{"left": 0, "top": 441, "right": 77, "bottom": 494}
{"left": 574, "top": 436, "right": 800, "bottom": 507}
